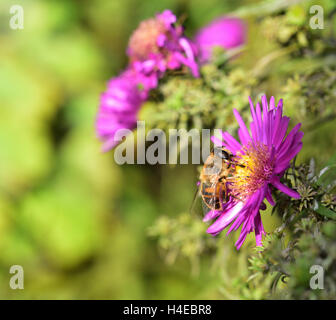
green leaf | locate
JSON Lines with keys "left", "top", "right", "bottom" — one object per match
{"left": 314, "top": 202, "right": 336, "bottom": 220}
{"left": 317, "top": 164, "right": 336, "bottom": 191}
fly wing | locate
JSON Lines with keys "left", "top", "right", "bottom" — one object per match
{"left": 190, "top": 181, "right": 226, "bottom": 218}
{"left": 190, "top": 185, "right": 205, "bottom": 218}
{"left": 201, "top": 181, "right": 222, "bottom": 212}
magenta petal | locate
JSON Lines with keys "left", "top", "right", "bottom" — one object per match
{"left": 235, "top": 230, "right": 248, "bottom": 250}
{"left": 207, "top": 202, "right": 243, "bottom": 235}
{"left": 157, "top": 34, "right": 166, "bottom": 47}
{"left": 178, "top": 38, "right": 200, "bottom": 77}
{"left": 273, "top": 116, "right": 289, "bottom": 149}
{"left": 269, "top": 96, "right": 275, "bottom": 110}
{"left": 194, "top": 16, "right": 246, "bottom": 63}
{"left": 271, "top": 177, "right": 300, "bottom": 199}
{"left": 254, "top": 212, "right": 265, "bottom": 247}
{"left": 203, "top": 210, "right": 221, "bottom": 222}
{"left": 102, "top": 136, "right": 122, "bottom": 152}
{"left": 158, "top": 10, "right": 176, "bottom": 26}
{"left": 277, "top": 99, "right": 283, "bottom": 109}
{"left": 211, "top": 136, "right": 225, "bottom": 146}
{"left": 277, "top": 123, "right": 302, "bottom": 159}
{"left": 251, "top": 118, "right": 262, "bottom": 142}
{"left": 261, "top": 95, "right": 269, "bottom": 117}
{"left": 248, "top": 96, "right": 257, "bottom": 120}
{"left": 265, "top": 187, "right": 275, "bottom": 206}
{"left": 255, "top": 102, "right": 262, "bottom": 131}
{"left": 275, "top": 143, "right": 303, "bottom": 174}
{"left": 96, "top": 70, "right": 147, "bottom": 151}
{"left": 233, "top": 109, "right": 251, "bottom": 144}
{"left": 221, "top": 131, "right": 242, "bottom": 153}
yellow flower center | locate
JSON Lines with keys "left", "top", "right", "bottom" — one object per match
{"left": 229, "top": 143, "right": 274, "bottom": 201}
{"left": 128, "top": 18, "right": 166, "bottom": 61}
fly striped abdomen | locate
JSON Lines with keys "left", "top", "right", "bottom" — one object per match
{"left": 201, "top": 181, "right": 226, "bottom": 210}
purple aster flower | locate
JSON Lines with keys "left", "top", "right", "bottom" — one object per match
{"left": 127, "top": 9, "right": 199, "bottom": 83}
{"left": 194, "top": 16, "right": 246, "bottom": 64}
{"left": 205, "top": 95, "right": 303, "bottom": 249}
{"left": 96, "top": 70, "right": 148, "bottom": 152}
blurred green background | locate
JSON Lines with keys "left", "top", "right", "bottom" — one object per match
{"left": 0, "top": 0, "right": 335, "bottom": 299}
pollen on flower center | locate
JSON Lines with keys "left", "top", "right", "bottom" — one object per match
{"left": 128, "top": 18, "right": 167, "bottom": 60}
{"left": 229, "top": 143, "right": 274, "bottom": 201}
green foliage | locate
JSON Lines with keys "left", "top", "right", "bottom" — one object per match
{"left": 140, "top": 61, "right": 257, "bottom": 133}
{"left": 282, "top": 65, "right": 336, "bottom": 126}
{"left": 148, "top": 213, "right": 216, "bottom": 275}
{"left": 1, "top": 0, "right": 336, "bottom": 300}
{"left": 246, "top": 159, "right": 336, "bottom": 299}
{"left": 147, "top": 0, "right": 336, "bottom": 300}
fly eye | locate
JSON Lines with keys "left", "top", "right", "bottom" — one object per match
{"left": 214, "top": 148, "right": 230, "bottom": 160}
